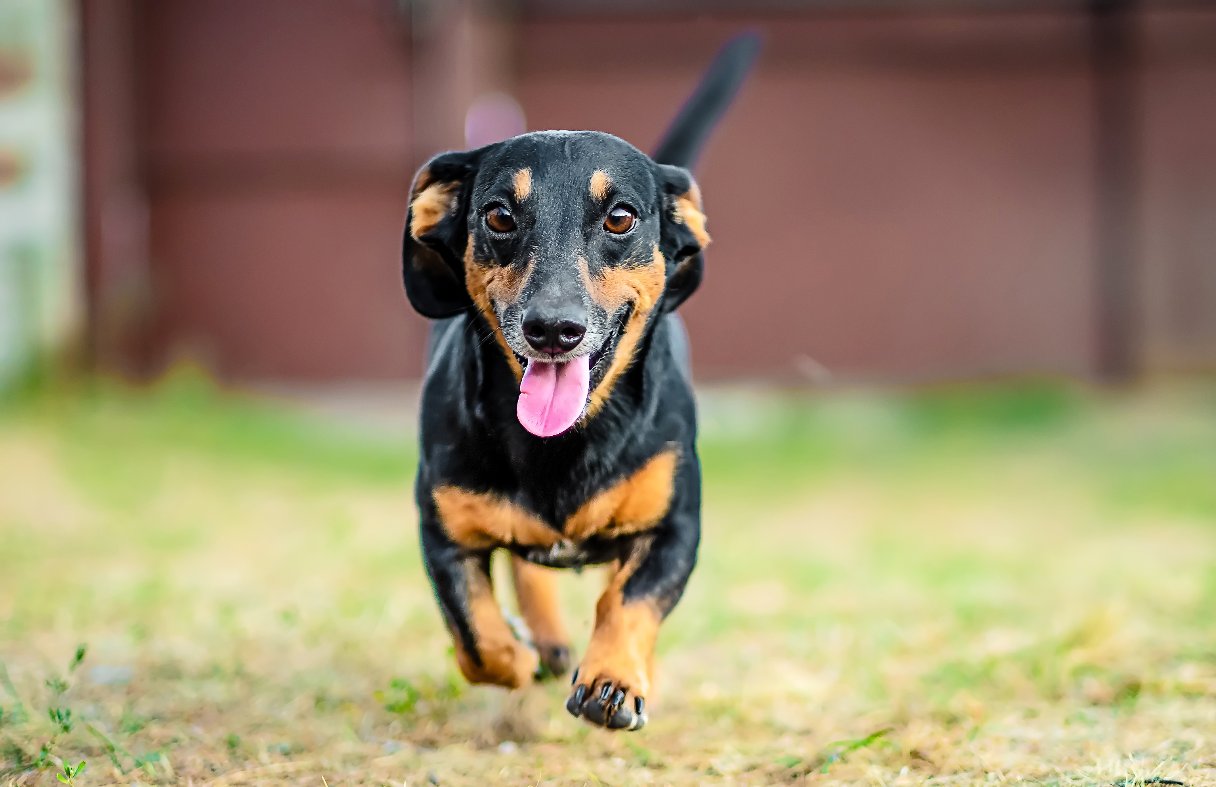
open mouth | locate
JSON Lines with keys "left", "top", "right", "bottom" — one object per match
{"left": 514, "top": 307, "right": 629, "bottom": 438}
{"left": 588, "top": 307, "right": 628, "bottom": 388}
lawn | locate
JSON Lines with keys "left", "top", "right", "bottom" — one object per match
{"left": 1, "top": 375, "right": 1214, "bottom": 785}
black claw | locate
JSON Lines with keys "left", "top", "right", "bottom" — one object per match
{"left": 570, "top": 668, "right": 579, "bottom": 686}
{"left": 599, "top": 683, "right": 613, "bottom": 702}
{"left": 610, "top": 689, "right": 626, "bottom": 712}
{"left": 607, "top": 704, "right": 633, "bottom": 729}
{"left": 634, "top": 696, "right": 645, "bottom": 716}
{"left": 582, "top": 695, "right": 609, "bottom": 726}
{"left": 566, "top": 685, "right": 587, "bottom": 718}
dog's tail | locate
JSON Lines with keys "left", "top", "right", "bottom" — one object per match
{"left": 651, "top": 32, "right": 762, "bottom": 170}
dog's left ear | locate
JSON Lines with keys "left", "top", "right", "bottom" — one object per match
{"left": 654, "top": 163, "right": 711, "bottom": 313}
{"left": 402, "top": 148, "right": 485, "bottom": 318}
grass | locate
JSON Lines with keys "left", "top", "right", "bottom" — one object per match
{"left": 0, "top": 373, "right": 1214, "bottom": 785}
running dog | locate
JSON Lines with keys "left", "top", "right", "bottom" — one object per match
{"left": 401, "top": 35, "right": 759, "bottom": 731}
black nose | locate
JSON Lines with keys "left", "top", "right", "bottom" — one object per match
{"left": 522, "top": 311, "right": 587, "bottom": 355}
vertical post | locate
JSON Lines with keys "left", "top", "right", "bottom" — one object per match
{"left": 1090, "top": 0, "right": 1142, "bottom": 382}
{"left": 79, "top": 0, "right": 151, "bottom": 376}
{"left": 408, "top": 0, "right": 517, "bottom": 165}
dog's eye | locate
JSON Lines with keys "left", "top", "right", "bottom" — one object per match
{"left": 485, "top": 205, "right": 516, "bottom": 234}
{"left": 603, "top": 205, "right": 637, "bottom": 235}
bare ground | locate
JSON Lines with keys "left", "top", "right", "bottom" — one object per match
{"left": 1, "top": 379, "right": 1214, "bottom": 785}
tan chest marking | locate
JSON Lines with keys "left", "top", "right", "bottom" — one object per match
{"left": 433, "top": 449, "right": 679, "bottom": 549}
{"left": 564, "top": 450, "right": 678, "bottom": 541}
{"left": 432, "top": 486, "right": 561, "bottom": 550}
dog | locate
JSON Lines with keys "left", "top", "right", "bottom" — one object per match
{"left": 401, "top": 35, "right": 758, "bottom": 732}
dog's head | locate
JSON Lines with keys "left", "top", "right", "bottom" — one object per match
{"left": 403, "top": 131, "right": 710, "bottom": 438}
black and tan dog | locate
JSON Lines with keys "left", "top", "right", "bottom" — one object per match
{"left": 401, "top": 36, "right": 758, "bottom": 731}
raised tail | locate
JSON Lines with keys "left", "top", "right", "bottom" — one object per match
{"left": 651, "top": 32, "right": 762, "bottom": 169}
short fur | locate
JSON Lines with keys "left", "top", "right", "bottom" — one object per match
{"left": 401, "top": 34, "right": 759, "bottom": 731}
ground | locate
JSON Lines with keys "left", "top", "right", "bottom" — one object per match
{"left": 0, "top": 375, "right": 1214, "bottom": 785}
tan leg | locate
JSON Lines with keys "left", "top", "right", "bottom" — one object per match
{"left": 450, "top": 556, "right": 538, "bottom": 689}
{"left": 567, "top": 553, "right": 660, "bottom": 730}
{"left": 510, "top": 556, "right": 572, "bottom": 678}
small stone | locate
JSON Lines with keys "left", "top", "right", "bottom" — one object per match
{"left": 87, "top": 665, "right": 134, "bottom": 686}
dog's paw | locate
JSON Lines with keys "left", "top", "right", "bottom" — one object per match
{"left": 455, "top": 635, "right": 540, "bottom": 690}
{"left": 505, "top": 610, "right": 570, "bottom": 682}
{"left": 536, "top": 643, "right": 572, "bottom": 681}
{"left": 565, "top": 667, "right": 647, "bottom": 731}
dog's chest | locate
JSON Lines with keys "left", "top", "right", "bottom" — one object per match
{"left": 431, "top": 449, "right": 678, "bottom": 555}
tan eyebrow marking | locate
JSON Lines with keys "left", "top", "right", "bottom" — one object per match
{"left": 513, "top": 167, "right": 533, "bottom": 202}
{"left": 589, "top": 170, "right": 612, "bottom": 201}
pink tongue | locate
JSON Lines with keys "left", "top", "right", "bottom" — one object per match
{"left": 516, "top": 356, "right": 591, "bottom": 438}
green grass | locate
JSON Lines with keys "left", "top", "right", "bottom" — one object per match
{"left": 1, "top": 375, "right": 1214, "bottom": 785}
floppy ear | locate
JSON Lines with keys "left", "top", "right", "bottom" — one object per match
{"left": 654, "top": 163, "right": 711, "bottom": 313}
{"left": 402, "top": 149, "right": 484, "bottom": 318}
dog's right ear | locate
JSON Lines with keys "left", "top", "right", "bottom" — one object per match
{"left": 402, "top": 149, "right": 484, "bottom": 318}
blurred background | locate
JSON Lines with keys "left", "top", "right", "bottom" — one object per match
{"left": 1, "top": 1, "right": 1215, "bottom": 784}
{"left": 1, "top": 0, "right": 1214, "bottom": 388}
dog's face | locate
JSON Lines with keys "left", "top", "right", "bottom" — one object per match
{"left": 404, "top": 131, "right": 709, "bottom": 437}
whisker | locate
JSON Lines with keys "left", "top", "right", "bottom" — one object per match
{"left": 462, "top": 317, "right": 496, "bottom": 348}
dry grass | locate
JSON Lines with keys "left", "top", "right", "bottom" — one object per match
{"left": 1, "top": 376, "right": 1214, "bottom": 785}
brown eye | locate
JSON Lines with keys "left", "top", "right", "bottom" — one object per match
{"left": 603, "top": 205, "right": 637, "bottom": 235}
{"left": 485, "top": 205, "right": 516, "bottom": 234}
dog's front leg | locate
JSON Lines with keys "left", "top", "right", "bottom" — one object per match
{"left": 420, "top": 525, "right": 539, "bottom": 689}
{"left": 566, "top": 511, "right": 699, "bottom": 731}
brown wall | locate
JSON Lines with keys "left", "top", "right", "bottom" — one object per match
{"left": 517, "top": 9, "right": 1213, "bottom": 381}
{"left": 138, "top": 0, "right": 420, "bottom": 379}
{"left": 1141, "top": 9, "right": 1216, "bottom": 372}
{"left": 83, "top": 3, "right": 1216, "bottom": 383}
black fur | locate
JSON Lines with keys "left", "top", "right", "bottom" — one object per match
{"left": 653, "top": 32, "right": 762, "bottom": 169}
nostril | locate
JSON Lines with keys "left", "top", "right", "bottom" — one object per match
{"left": 555, "top": 320, "right": 587, "bottom": 351}
{"left": 522, "top": 319, "right": 548, "bottom": 345}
